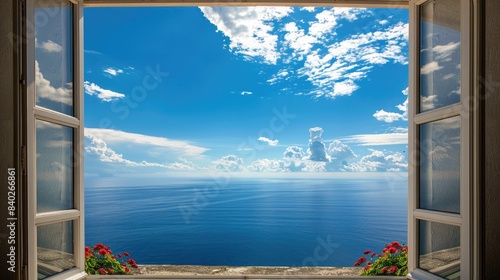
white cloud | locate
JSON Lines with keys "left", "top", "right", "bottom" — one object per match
{"left": 35, "top": 60, "right": 72, "bottom": 105}
{"left": 300, "top": 7, "right": 316, "bottom": 12}
{"left": 258, "top": 136, "right": 279, "bottom": 146}
{"left": 421, "top": 95, "right": 437, "bottom": 111}
{"left": 37, "top": 39, "right": 63, "bottom": 53}
{"left": 297, "top": 21, "right": 408, "bottom": 98}
{"left": 307, "top": 127, "right": 330, "bottom": 162}
{"left": 283, "top": 146, "right": 305, "bottom": 159}
{"left": 248, "top": 159, "right": 285, "bottom": 172}
{"left": 328, "top": 140, "right": 357, "bottom": 161}
{"left": 85, "top": 128, "right": 208, "bottom": 158}
{"left": 379, "top": 19, "right": 389, "bottom": 25}
{"left": 340, "top": 133, "right": 408, "bottom": 146}
{"left": 201, "top": 7, "right": 408, "bottom": 99}
{"left": 211, "top": 154, "right": 244, "bottom": 172}
{"left": 103, "top": 67, "right": 124, "bottom": 76}
{"left": 85, "top": 135, "right": 168, "bottom": 168}
{"left": 84, "top": 81, "right": 125, "bottom": 102}
{"left": 373, "top": 110, "right": 405, "bottom": 123}
{"left": 199, "top": 6, "right": 292, "bottom": 64}
{"left": 241, "top": 91, "right": 253, "bottom": 95}
{"left": 431, "top": 42, "right": 460, "bottom": 62}
{"left": 420, "top": 61, "right": 443, "bottom": 75}
{"left": 373, "top": 87, "right": 408, "bottom": 123}
{"left": 343, "top": 149, "right": 407, "bottom": 172}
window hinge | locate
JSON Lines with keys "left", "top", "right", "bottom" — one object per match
{"left": 21, "top": 145, "right": 26, "bottom": 176}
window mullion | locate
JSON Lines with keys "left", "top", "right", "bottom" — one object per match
{"left": 413, "top": 209, "right": 462, "bottom": 226}
{"left": 414, "top": 103, "right": 462, "bottom": 124}
{"left": 34, "top": 106, "right": 80, "bottom": 128}
{"left": 35, "top": 210, "right": 80, "bottom": 226}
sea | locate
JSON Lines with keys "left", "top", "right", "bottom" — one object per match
{"left": 85, "top": 175, "right": 407, "bottom": 267}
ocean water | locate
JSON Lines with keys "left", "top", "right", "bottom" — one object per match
{"left": 85, "top": 177, "right": 407, "bottom": 267}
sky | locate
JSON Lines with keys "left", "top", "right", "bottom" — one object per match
{"left": 80, "top": 6, "right": 410, "bottom": 181}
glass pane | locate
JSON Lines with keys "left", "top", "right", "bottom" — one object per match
{"left": 419, "top": 220, "right": 460, "bottom": 279}
{"left": 35, "top": 0, "right": 74, "bottom": 115}
{"left": 36, "top": 120, "right": 74, "bottom": 213}
{"left": 419, "top": 116, "right": 460, "bottom": 213}
{"left": 419, "top": 0, "right": 461, "bottom": 112}
{"left": 38, "top": 221, "right": 75, "bottom": 279}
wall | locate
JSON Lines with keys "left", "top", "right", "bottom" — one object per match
{"left": 484, "top": 0, "right": 500, "bottom": 278}
{"left": 0, "top": 1, "right": 20, "bottom": 280}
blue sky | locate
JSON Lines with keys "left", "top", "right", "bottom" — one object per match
{"left": 81, "top": 6, "right": 410, "bottom": 180}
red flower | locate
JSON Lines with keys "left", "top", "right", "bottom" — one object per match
{"left": 94, "top": 243, "right": 104, "bottom": 250}
{"left": 98, "top": 248, "right": 108, "bottom": 256}
{"left": 390, "top": 266, "right": 398, "bottom": 273}
{"left": 381, "top": 267, "right": 388, "bottom": 273}
{"left": 363, "top": 250, "right": 371, "bottom": 255}
{"left": 382, "top": 248, "right": 388, "bottom": 253}
{"left": 357, "top": 256, "right": 366, "bottom": 264}
{"left": 371, "top": 253, "right": 377, "bottom": 257}
{"left": 391, "top": 241, "right": 402, "bottom": 248}
{"left": 123, "top": 252, "right": 130, "bottom": 257}
{"left": 98, "top": 268, "right": 106, "bottom": 275}
{"left": 117, "top": 254, "right": 122, "bottom": 258}
{"left": 133, "top": 264, "right": 139, "bottom": 268}
{"left": 354, "top": 261, "right": 360, "bottom": 266}
{"left": 388, "top": 247, "right": 397, "bottom": 254}
{"left": 364, "top": 265, "right": 371, "bottom": 271}
{"left": 124, "top": 267, "right": 130, "bottom": 273}
{"left": 367, "top": 261, "right": 372, "bottom": 265}
{"left": 378, "top": 254, "right": 383, "bottom": 258}
{"left": 127, "top": 259, "right": 136, "bottom": 265}
{"left": 107, "top": 268, "right": 114, "bottom": 274}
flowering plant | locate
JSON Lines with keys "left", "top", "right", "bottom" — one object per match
{"left": 85, "top": 243, "right": 138, "bottom": 275}
{"left": 354, "top": 241, "right": 408, "bottom": 276}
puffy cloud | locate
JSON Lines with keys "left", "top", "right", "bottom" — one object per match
{"left": 307, "top": 127, "right": 330, "bottom": 162}
{"left": 200, "top": 7, "right": 408, "bottom": 99}
{"left": 35, "top": 60, "right": 72, "bottom": 105}
{"left": 258, "top": 136, "right": 279, "bottom": 146}
{"left": 85, "top": 128, "right": 208, "bottom": 158}
{"left": 296, "top": 21, "right": 408, "bottom": 98}
{"left": 199, "top": 6, "right": 292, "bottom": 64}
{"left": 241, "top": 91, "right": 253, "bottom": 95}
{"left": 373, "top": 110, "right": 405, "bottom": 123}
{"left": 420, "top": 61, "right": 443, "bottom": 75}
{"left": 373, "top": 87, "right": 408, "bottom": 123}
{"left": 103, "top": 67, "right": 124, "bottom": 76}
{"left": 84, "top": 81, "right": 125, "bottom": 102}
{"left": 85, "top": 135, "right": 167, "bottom": 168}
{"left": 343, "top": 149, "right": 407, "bottom": 172}
{"left": 248, "top": 159, "right": 285, "bottom": 172}
{"left": 38, "top": 40, "right": 63, "bottom": 53}
{"left": 283, "top": 146, "right": 305, "bottom": 159}
{"left": 211, "top": 154, "right": 244, "bottom": 172}
{"left": 328, "top": 140, "right": 357, "bottom": 162}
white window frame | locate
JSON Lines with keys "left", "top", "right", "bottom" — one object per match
{"left": 25, "top": 0, "right": 85, "bottom": 279}
{"left": 22, "top": 0, "right": 481, "bottom": 279}
{"left": 408, "top": 0, "right": 479, "bottom": 279}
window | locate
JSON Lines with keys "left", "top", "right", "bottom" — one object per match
{"left": 20, "top": 0, "right": 479, "bottom": 279}
{"left": 26, "top": 0, "right": 85, "bottom": 279}
{"left": 408, "top": 0, "right": 475, "bottom": 279}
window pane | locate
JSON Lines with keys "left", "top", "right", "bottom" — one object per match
{"left": 38, "top": 221, "right": 75, "bottom": 279}
{"left": 419, "top": 0, "right": 461, "bottom": 112}
{"left": 419, "top": 220, "right": 460, "bottom": 279}
{"left": 36, "top": 120, "right": 74, "bottom": 213}
{"left": 419, "top": 116, "right": 460, "bottom": 213}
{"left": 35, "top": 0, "right": 74, "bottom": 115}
